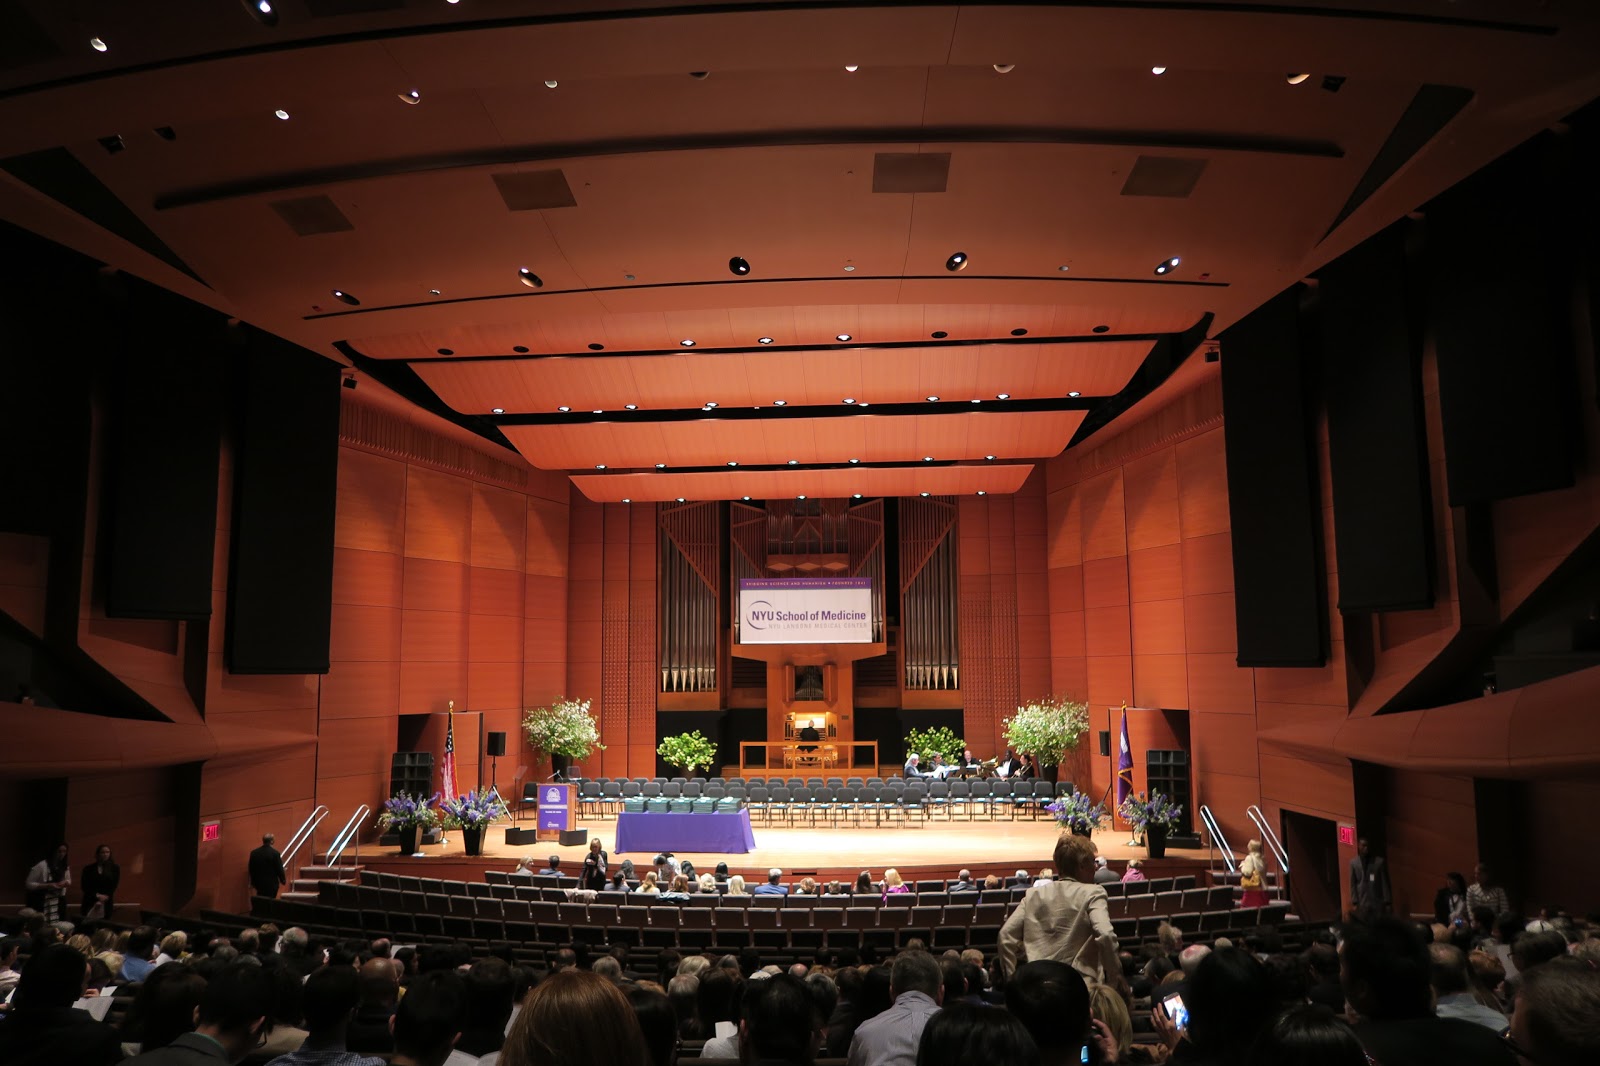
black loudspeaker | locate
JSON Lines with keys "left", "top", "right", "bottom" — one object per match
{"left": 559, "top": 829, "right": 588, "bottom": 846}
{"left": 1146, "top": 750, "right": 1193, "bottom": 835}
{"left": 1098, "top": 731, "right": 1111, "bottom": 757}
{"left": 504, "top": 827, "right": 540, "bottom": 845}
{"left": 487, "top": 731, "right": 507, "bottom": 757}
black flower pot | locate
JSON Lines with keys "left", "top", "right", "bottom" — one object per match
{"left": 1071, "top": 824, "right": 1093, "bottom": 839}
{"left": 551, "top": 753, "right": 570, "bottom": 779}
{"left": 398, "top": 825, "right": 418, "bottom": 856}
{"left": 1146, "top": 824, "right": 1168, "bottom": 859}
{"left": 1040, "top": 763, "right": 1059, "bottom": 784}
{"left": 461, "top": 826, "right": 484, "bottom": 857}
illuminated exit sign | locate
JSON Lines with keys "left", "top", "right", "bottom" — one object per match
{"left": 201, "top": 821, "right": 221, "bottom": 842}
{"left": 1337, "top": 824, "right": 1356, "bottom": 846}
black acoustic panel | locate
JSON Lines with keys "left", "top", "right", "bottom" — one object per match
{"left": 104, "top": 285, "right": 222, "bottom": 619}
{"left": 226, "top": 330, "right": 340, "bottom": 674}
{"left": 1320, "top": 224, "right": 1435, "bottom": 612}
{"left": 1220, "top": 288, "right": 1327, "bottom": 668}
{"left": 1428, "top": 141, "right": 1577, "bottom": 506}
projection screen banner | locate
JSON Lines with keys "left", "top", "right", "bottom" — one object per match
{"left": 738, "top": 577, "right": 873, "bottom": 644}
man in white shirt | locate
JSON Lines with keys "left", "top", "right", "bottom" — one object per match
{"left": 846, "top": 952, "right": 942, "bottom": 1066}
{"left": 1429, "top": 944, "right": 1508, "bottom": 1032}
{"left": 997, "top": 833, "right": 1125, "bottom": 993}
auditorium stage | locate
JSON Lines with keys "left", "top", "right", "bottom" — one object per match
{"left": 352, "top": 817, "right": 1215, "bottom": 887}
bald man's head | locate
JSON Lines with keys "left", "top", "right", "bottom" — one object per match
{"left": 359, "top": 956, "right": 400, "bottom": 1009}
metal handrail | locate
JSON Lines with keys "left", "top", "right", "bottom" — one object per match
{"left": 281, "top": 805, "right": 329, "bottom": 868}
{"left": 1246, "top": 804, "right": 1290, "bottom": 899}
{"left": 1199, "top": 805, "right": 1237, "bottom": 874}
{"left": 326, "top": 805, "right": 371, "bottom": 869}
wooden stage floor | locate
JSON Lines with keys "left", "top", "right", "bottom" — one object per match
{"left": 356, "top": 815, "right": 1215, "bottom": 886}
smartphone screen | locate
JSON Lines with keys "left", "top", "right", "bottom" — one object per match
{"left": 1079, "top": 1044, "right": 1089, "bottom": 1065}
{"left": 1162, "top": 992, "right": 1189, "bottom": 1030}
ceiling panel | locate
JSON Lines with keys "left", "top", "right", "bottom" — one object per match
{"left": 570, "top": 463, "right": 1036, "bottom": 503}
{"left": 500, "top": 411, "right": 1085, "bottom": 470}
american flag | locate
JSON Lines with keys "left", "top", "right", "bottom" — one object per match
{"left": 440, "top": 701, "right": 459, "bottom": 800}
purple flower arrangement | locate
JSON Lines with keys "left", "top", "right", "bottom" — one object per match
{"left": 1046, "top": 792, "right": 1109, "bottom": 834}
{"left": 377, "top": 790, "right": 441, "bottom": 832}
{"left": 1118, "top": 790, "right": 1183, "bottom": 832}
{"left": 439, "top": 787, "right": 510, "bottom": 829}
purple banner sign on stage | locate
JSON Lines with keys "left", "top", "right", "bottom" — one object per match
{"left": 537, "top": 784, "right": 570, "bottom": 831}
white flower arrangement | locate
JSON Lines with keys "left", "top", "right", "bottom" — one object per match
{"left": 522, "top": 697, "right": 605, "bottom": 759}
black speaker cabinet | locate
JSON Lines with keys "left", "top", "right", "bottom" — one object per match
{"left": 1146, "top": 749, "right": 1193, "bottom": 835}
{"left": 390, "top": 752, "right": 433, "bottom": 798}
{"left": 558, "top": 829, "right": 588, "bottom": 846}
{"left": 486, "top": 731, "right": 507, "bottom": 757}
{"left": 504, "top": 827, "right": 541, "bottom": 845}
{"left": 1098, "top": 730, "right": 1111, "bottom": 757}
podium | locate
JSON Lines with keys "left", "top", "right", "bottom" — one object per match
{"left": 535, "top": 782, "right": 577, "bottom": 842}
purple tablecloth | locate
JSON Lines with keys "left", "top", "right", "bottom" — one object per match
{"left": 614, "top": 810, "right": 756, "bottom": 854}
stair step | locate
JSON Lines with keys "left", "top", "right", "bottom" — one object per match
{"left": 297, "top": 864, "right": 363, "bottom": 880}
{"left": 280, "top": 891, "right": 322, "bottom": 902}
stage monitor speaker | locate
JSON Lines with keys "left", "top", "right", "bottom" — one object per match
{"left": 1098, "top": 731, "right": 1111, "bottom": 757}
{"left": 559, "top": 829, "right": 588, "bottom": 846}
{"left": 486, "top": 731, "right": 507, "bottom": 757}
{"left": 504, "top": 827, "right": 540, "bottom": 845}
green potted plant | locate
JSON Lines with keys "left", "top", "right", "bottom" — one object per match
{"left": 522, "top": 697, "right": 604, "bottom": 778}
{"left": 657, "top": 730, "right": 719, "bottom": 776}
{"left": 1119, "top": 790, "right": 1184, "bottom": 858}
{"left": 376, "top": 791, "right": 440, "bottom": 856}
{"left": 438, "top": 787, "right": 510, "bottom": 857}
{"left": 1003, "top": 696, "right": 1090, "bottom": 781}
{"left": 904, "top": 725, "right": 965, "bottom": 768}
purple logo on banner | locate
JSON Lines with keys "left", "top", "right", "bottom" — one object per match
{"left": 538, "top": 786, "right": 569, "bottom": 831}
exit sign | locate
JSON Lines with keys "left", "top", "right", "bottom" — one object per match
{"left": 201, "top": 821, "right": 221, "bottom": 842}
{"left": 1337, "top": 824, "right": 1356, "bottom": 846}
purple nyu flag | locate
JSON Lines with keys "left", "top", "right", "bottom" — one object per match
{"left": 1116, "top": 707, "right": 1134, "bottom": 806}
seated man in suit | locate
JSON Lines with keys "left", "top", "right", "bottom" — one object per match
{"left": 903, "top": 753, "right": 929, "bottom": 778}
{"left": 928, "top": 753, "right": 953, "bottom": 779}
{"left": 753, "top": 868, "right": 790, "bottom": 895}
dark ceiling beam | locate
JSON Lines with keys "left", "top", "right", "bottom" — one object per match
{"left": 159, "top": 126, "right": 1341, "bottom": 211}
{"left": 492, "top": 395, "right": 1098, "bottom": 426}
{"left": 386, "top": 329, "right": 1168, "bottom": 364}
{"left": 574, "top": 458, "right": 1037, "bottom": 475}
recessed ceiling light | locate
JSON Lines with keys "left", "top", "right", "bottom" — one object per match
{"left": 513, "top": 345, "right": 529, "bottom": 353}
{"left": 842, "top": 398, "right": 856, "bottom": 405}
{"left": 676, "top": 497, "right": 686, "bottom": 503}
{"left": 595, "top": 464, "right": 607, "bottom": 470}
{"left": 690, "top": 71, "right": 710, "bottom": 80}
{"left": 945, "top": 252, "right": 968, "bottom": 272}
{"left": 742, "top": 496, "right": 751, "bottom": 501}
{"left": 1068, "top": 390, "right": 1081, "bottom": 398}
{"left": 704, "top": 401, "right": 718, "bottom": 409}
{"left": 798, "top": 495, "right": 807, "bottom": 500}
{"left": 729, "top": 256, "right": 751, "bottom": 276}
{"left": 624, "top": 403, "right": 638, "bottom": 410}
{"left": 993, "top": 63, "right": 1015, "bottom": 73}
{"left": 977, "top": 490, "right": 987, "bottom": 496}
{"left": 1154, "top": 256, "right": 1181, "bottom": 275}
{"left": 400, "top": 89, "right": 421, "bottom": 104}
{"left": 788, "top": 460, "right": 798, "bottom": 466}
{"left": 587, "top": 342, "right": 604, "bottom": 351}
{"left": 931, "top": 330, "right": 948, "bottom": 339}
{"left": 923, "top": 456, "right": 934, "bottom": 462}
{"left": 997, "top": 392, "right": 1010, "bottom": 400}
{"left": 624, "top": 273, "right": 636, "bottom": 281}
{"left": 90, "top": 37, "right": 108, "bottom": 52}
{"left": 331, "top": 289, "right": 359, "bottom": 305}
{"left": 857, "top": 402, "right": 869, "bottom": 407}
{"left": 844, "top": 264, "right": 856, "bottom": 272}
{"left": 836, "top": 333, "right": 852, "bottom": 342}
{"left": 1057, "top": 265, "right": 1070, "bottom": 272}
{"left": 985, "top": 455, "right": 996, "bottom": 461}
{"left": 245, "top": 0, "right": 280, "bottom": 25}
{"left": 593, "top": 409, "right": 603, "bottom": 414}
{"left": 920, "top": 492, "right": 931, "bottom": 497}
{"left": 428, "top": 288, "right": 442, "bottom": 295}
{"left": 557, "top": 406, "right": 571, "bottom": 412}
{"left": 853, "top": 493, "right": 863, "bottom": 499}
{"left": 1010, "top": 328, "right": 1028, "bottom": 336}
{"left": 274, "top": 109, "right": 291, "bottom": 120}
{"left": 1092, "top": 324, "right": 1110, "bottom": 334}
{"left": 1287, "top": 72, "right": 1311, "bottom": 85}
{"left": 544, "top": 80, "right": 558, "bottom": 89}
{"left": 844, "top": 64, "right": 859, "bottom": 72}
{"left": 773, "top": 399, "right": 787, "bottom": 406}
{"left": 849, "top": 458, "right": 861, "bottom": 464}
{"left": 517, "top": 267, "right": 545, "bottom": 288}
{"left": 491, "top": 407, "right": 505, "bottom": 414}
{"left": 656, "top": 463, "right": 667, "bottom": 469}
{"left": 728, "top": 461, "right": 738, "bottom": 467}
{"left": 436, "top": 348, "right": 454, "bottom": 356}
{"left": 758, "top": 337, "right": 774, "bottom": 345}
{"left": 680, "top": 339, "right": 696, "bottom": 347}
{"left": 622, "top": 498, "right": 631, "bottom": 503}
{"left": 1151, "top": 66, "right": 1167, "bottom": 75}
{"left": 926, "top": 395, "right": 940, "bottom": 402}
{"left": 971, "top": 399, "right": 982, "bottom": 404}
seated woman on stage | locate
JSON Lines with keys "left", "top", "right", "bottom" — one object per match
{"left": 882, "top": 869, "right": 911, "bottom": 900}
{"left": 726, "top": 874, "right": 748, "bottom": 896}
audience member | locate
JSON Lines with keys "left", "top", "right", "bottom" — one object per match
{"left": 1348, "top": 839, "right": 1392, "bottom": 921}
{"left": 80, "top": 844, "right": 120, "bottom": 919}
{"left": 0, "top": 942, "right": 123, "bottom": 1066}
{"left": 1509, "top": 955, "right": 1600, "bottom": 1066}
{"left": 1092, "top": 857, "right": 1119, "bottom": 885}
{"left": 741, "top": 972, "right": 820, "bottom": 1066}
{"left": 1178, "top": 944, "right": 1210, "bottom": 977}
{"left": 1121, "top": 860, "right": 1147, "bottom": 883}
{"left": 949, "top": 870, "right": 976, "bottom": 892}
{"left": 624, "top": 984, "right": 679, "bottom": 1066}
{"left": 1467, "top": 863, "right": 1511, "bottom": 919}
{"left": 1245, "top": 1003, "right": 1368, "bottom": 1066}
{"left": 0, "top": 935, "right": 22, "bottom": 999}
{"left": 122, "top": 926, "right": 159, "bottom": 982}
{"left": 1430, "top": 943, "right": 1509, "bottom": 1031}
{"left": 883, "top": 869, "right": 910, "bottom": 898}
{"left": 1305, "top": 943, "right": 1344, "bottom": 1011}
{"left": 264, "top": 964, "right": 384, "bottom": 1066}
{"left": 1004, "top": 960, "right": 1094, "bottom": 1066}
{"left": 1154, "top": 946, "right": 1276, "bottom": 1066}
{"left": 667, "top": 974, "right": 701, "bottom": 1039}
{"left": 756, "top": 869, "right": 791, "bottom": 896}
{"left": 348, "top": 956, "right": 401, "bottom": 1053}
{"left": 124, "top": 964, "right": 277, "bottom": 1065}
{"left": 998, "top": 833, "right": 1122, "bottom": 990}
{"left": 1436, "top": 872, "right": 1472, "bottom": 928}
{"left": 501, "top": 969, "right": 651, "bottom": 1066}
{"left": 847, "top": 952, "right": 942, "bottom": 1066}
{"left": 390, "top": 971, "right": 468, "bottom": 1066}
{"left": 916, "top": 1002, "right": 1039, "bottom": 1066}
{"left": 1340, "top": 918, "right": 1514, "bottom": 1066}
{"left": 727, "top": 875, "right": 748, "bottom": 896}
{"left": 119, "top": 963, "right": 208, "bottom": 1057}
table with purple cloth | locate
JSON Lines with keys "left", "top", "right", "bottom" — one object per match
{"left": 613, "top": 810, "right": 756, "bottom": 854}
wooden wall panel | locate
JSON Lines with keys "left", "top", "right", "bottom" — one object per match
{"left": 1129, "top": 544, "right": 1185, "bottom": 603}
{"left": 1130, "top": 600, "right": 1186, "bottom": 656}
{"left": 401, "top": 611, "right": 468, "bottom": 663}
{"left": 65, "top": 768, "right": 176, "bottom": 916}
{"left": 332, "top": 548, "right": 403, "bottom": 608}
{"left": 404, "top": 466, "right": 472, "bottom": 563}
{"left": 1082, "top": 556, "right": 1130, "bottom": 609}
{"left": 1046, "top": 487, "right": 1082, "bottom": 569}
{"left": 1084, "top": 607, "right": 1131, "bottom": 657}
{"left": 1385, "top": 770, "right": 1478, "bottom": 918}
{"left": 1180, "top": 533, "right": 1235, "bottom": 596}
{"left": 399, "top": 660, "right": 469, "bottom": 713}
{"left": 527, "top": 497, "right": 571, "bottom": 577}
{"left": 1176, "top": 429, "right": 1230, "bottom": 537}
{"left": 1185, "top": 653, "right": 1256, "bottom": 713}
{"left": 1123, "top": 449, "right": 1182, "bottom": 550}
{"left": 334, "top": 451, "right": 407, "bottom": 554}
{"left": 1079, "top": 470, "right": 1128, "bottom": 561}
{"left": 1133, "top": 654, "right": 1188, "bottom": 709}
{"left": 472, "top": 484, "right": 527, "bottom": 571}
{"left": 328, "top": 604, "right": 401, "bottom": 662}
{"left": 469, "top": 613, "right": 523, "bottom": 663}
{"left": 1183, "top": 594, "right": 1238, "bottom": 655}
{"left": 1085, "top": 655, "right": 1132, "bottom": 711}
{"left": 469, "top": 567, "right": 523, "bottom": 617}
{"left": 320, "top": 661, "right": 402, "bottom": 719}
